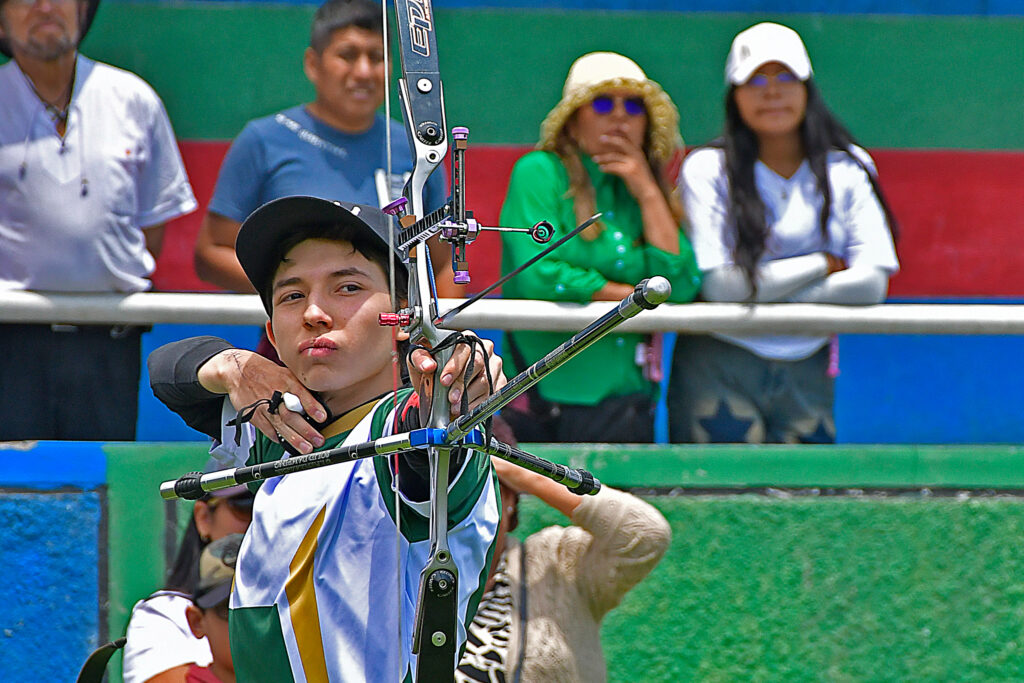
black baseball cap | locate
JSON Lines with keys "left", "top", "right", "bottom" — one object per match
{"left": 235, "top": 196, "right": 406, "bottom": 314}
{"left": 0, "top": 0, "right": 100, "bottom": 58}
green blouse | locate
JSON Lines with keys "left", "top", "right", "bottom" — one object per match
{"left": 500, "top": 150, "right": 701, "bottom": 406}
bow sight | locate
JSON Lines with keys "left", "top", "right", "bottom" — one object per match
{"left": 380, "top": 127, "right": 554, "bottom": 288}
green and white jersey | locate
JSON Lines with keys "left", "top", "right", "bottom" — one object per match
{"left": 219, "top": 390, "right": 499, "bottom": 682}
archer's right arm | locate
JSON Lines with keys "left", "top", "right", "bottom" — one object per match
{"left": 148, "top": 337, "right": 327, "bottom": 452}
{"left": 148, "top": 336, "right": 235, "bottom": 439}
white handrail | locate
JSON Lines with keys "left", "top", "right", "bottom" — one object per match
{"left": 1, "top": 290, "right": 1022, "bottom": 334}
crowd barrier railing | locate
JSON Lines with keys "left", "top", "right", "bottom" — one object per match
{"left": 3, "top": 290, "right": 1024, "bottom": 334}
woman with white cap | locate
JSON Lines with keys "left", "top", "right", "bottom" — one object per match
{"left": 668, "top": 23, "right": 899, "bottom": 444}
{"left": 500, "top": 51, "right": 701, "bottom": 443}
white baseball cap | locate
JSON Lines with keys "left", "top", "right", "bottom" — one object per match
{"left": 725, "top": 22, "right": 813, "bottom": 86}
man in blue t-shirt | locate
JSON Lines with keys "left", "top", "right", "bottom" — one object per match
{"left": 194, "top": 0, "right": 448, "bottom": 293}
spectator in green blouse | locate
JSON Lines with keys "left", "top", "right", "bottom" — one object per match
{"left": 499, "top": 51, "right": 701, "bottom": 443}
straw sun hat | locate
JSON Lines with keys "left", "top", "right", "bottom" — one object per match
{"left": 538, "top": 52, "right": 682, "bottom": 165}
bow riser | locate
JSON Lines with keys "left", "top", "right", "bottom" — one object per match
{"left": 392, "top": 1, "right": 462, "bottom": 680}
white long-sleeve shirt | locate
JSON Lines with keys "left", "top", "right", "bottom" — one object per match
{"left": 680, "top": 145, "right": 899, "bottom": 360}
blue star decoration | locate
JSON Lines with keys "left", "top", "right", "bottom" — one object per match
{"left": 698, "top": 400, "right": 755, "bottom": 443}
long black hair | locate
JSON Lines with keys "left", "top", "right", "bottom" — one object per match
{"left": 714, "top": 79, "right": 897, "bottom": 298}
{"left": 164, "top": 515, "right": 206, "bottom": 594}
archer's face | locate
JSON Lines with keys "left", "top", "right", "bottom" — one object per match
{"left": 266, "top": 238, "right": 399, "bottom": 413}
{"left": 304, "top": 26, "right": 386, "bottom": 133}
{"left": 0, "top": 0, "right": 83, "bottom": 61}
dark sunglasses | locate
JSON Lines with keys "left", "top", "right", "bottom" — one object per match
{"left": 590, "top": 95, "right": 646, "bottom": 117}
{"left": 207, "top": 493, "right": 254, "bottom": 519}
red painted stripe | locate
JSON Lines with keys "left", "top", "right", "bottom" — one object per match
{"left": 151, "top": 141, "right": 228, "bottom": 292}
{"left": 873, "top": 149, "right": 1024, "bottom": 297}
{"left": 156, "top": 143, "right": 1024, "bottom": 298}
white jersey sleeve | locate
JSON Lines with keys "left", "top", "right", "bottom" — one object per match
{"left": 679, "top": 148, "right": 735, "bottom": 272}
{"left": 205, "top": 397, "right": 257, "bottom": 471}
{"left": 830, "top": 146, "right": 899, "bottom": 275}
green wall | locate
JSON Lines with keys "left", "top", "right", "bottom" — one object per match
{"left": 519, "top": 495, "right": 1024, "bottom": 681}
{"left": 81, "top": 5, "right": 1024, "bottom": 149}
{"left": 104, "top": 444, "right": 210, "bottom": 682}
{"left": 102, "top": 443, "right": 1024, "bottom": 681}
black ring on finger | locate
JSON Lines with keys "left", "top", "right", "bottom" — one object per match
{"left": 267, "top": 390, "right": 285, "bottom": 415}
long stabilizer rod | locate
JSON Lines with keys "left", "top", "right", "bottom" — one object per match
{"left": 158, "top": 428, "right": 600, "bottom": 500}
{"left": 445, "top": 276, "right": 672, "bottom": 442}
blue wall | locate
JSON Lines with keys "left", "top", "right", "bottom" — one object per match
{"left": 836, "top": 334, "right": 1024, "bottom": 444}
{"left": 137, "top": 323, "right": 1024, "bottom": 445}
{"left": 137, "top": 323, "right": 262, "bottom": 441}
{"left": 0, "top": 443, "right": 106, "bottom": 682}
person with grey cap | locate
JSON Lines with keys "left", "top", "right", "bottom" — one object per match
{"left": 0, "top": 0, "right": 195, "bottom": 440}
{"left": 148, "top": 196, "right": 504, "bottom": 680}
{"left": 668, "top": 22, "right": 899, "bottom": 444}
{"left": 183, "top": 533, "right": 244, "bottom": 683}
{"left": 499, "top": 51, "right": 701, "bottom": 444}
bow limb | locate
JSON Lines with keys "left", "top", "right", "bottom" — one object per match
{"left": 389, "top": 0, "right": 461, "bottom": 680}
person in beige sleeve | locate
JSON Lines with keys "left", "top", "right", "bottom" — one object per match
{"left": 457, "top": 435, "right": 671, "bottom": 682}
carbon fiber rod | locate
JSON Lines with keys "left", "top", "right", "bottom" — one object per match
{"left": 482, "top": 438, "right": 600, "bottom": 496}
{"left": 158, "top": 431, "right": 425, "bottom": 500}
{"left": 445, "top": 276, "right": 671, "bottom": 442}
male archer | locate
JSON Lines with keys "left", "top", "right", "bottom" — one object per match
{"left": 149, "top": 196, "right": 503, "bottom": 680}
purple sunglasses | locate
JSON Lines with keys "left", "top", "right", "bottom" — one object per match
{"left": 590, "top": 94, "right": 646, "bottom": 117}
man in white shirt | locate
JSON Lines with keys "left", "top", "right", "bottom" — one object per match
{"left": 0, "top": 0, "right": 196, "bottom": 440}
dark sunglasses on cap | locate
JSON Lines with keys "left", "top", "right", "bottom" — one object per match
{"left": 590, "top": 94, "right": 646, "bottom": 117}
